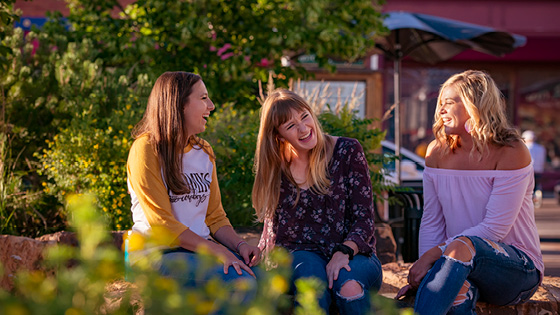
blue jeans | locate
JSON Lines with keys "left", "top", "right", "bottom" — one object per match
{"left": 290, "top": 250, "right": 383, "bottom": 315}
{"left": 414, "top": 236, "right": 541, "bottom": 315}
{"left": 158, "top": 247, "right": 258, "bottom": 304}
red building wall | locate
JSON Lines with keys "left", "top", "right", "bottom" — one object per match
{"left": 15, "top": 0, "right": 135, "bottom": 17}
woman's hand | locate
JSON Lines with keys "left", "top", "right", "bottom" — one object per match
{"left": 407, "top": 258, "right": 432, "bottom": 288}
{"left": 211, "top": 226, "right": 260, "bottom": 275}
{"left": 407, "top": 245, "right": 443, "bottom": 288}
{"left": 238, "top": 243, "right": 262, "bottom": 267}
{"left": 215, "top": 246, "right": 256, "bottom": 278}
{"left": 326, "top": 252, "right": 351, "bottom": 289}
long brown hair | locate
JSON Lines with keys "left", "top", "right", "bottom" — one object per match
{"left": 132, "top": 71, "right": 209, "bottom": 195}
{"left": 252, "top": 89, "right": 334, "bottom": 222}
{"left": 433, "top": 70, "right": 521, "bottom": 157}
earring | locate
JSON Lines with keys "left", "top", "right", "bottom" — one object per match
{"left": 464, "top": 119, "right": 473, "bottom": 133}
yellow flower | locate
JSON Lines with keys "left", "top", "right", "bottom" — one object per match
{"left": 195, "top": 302, "right": 215, "bottom": 315}
{"left": 124, "top": 231, "right": 146, "bottom": 251}
{"left": 270, "top": 274, "right": 288, "bottom": 294}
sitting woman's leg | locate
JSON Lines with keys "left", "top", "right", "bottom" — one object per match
{"left": 462, "top": 237, "right": 540, "bottom": 306}
{"left": 414, "top": 236, "right": 477, "bottom": 315}
{"left": 332, "top": 254, "right": 383, "bottom": 315}
{"left": 415, "top": 236, "right": 541, "bottom": 315}
{"left": 290, "top": 250, "right": 331, "bottom": 312}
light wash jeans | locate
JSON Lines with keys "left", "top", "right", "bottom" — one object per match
{"left": 290, "top": 250, "right": 383, "bottom": 315}
{"left": 158, "top": 247, "right": 258, "bottom": 304}
{"left": 414, "top": 236, "right": 541, "bottom": 315}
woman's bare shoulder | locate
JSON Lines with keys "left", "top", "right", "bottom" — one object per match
{"left": 424, "top": 140, "right": 441, "bottom": 168}
{"left": 496, "top": 140, "right": 531, "bottom": 170}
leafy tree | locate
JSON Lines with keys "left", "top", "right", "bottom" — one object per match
{"left": 1, "top": 0, "right": 388, "bottom": 234}
{"left": 61, "top": 0, "right": 386, "bottom": 107}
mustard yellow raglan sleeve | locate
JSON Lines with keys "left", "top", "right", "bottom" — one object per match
{"left": 127, "top": 135, "right": 189, "bottom": 242}
{"left": 202, "top": 142, "right": 232, "bottom": 235}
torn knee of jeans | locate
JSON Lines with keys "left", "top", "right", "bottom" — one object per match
{"left": 452, "top": 281, "right": 471, "bottom": 306}
{"left": 447, "top": 237, "right": 476, "bottom": 259}
{"left": 337, "top": 280, "right": 365, "bottom": 301}
{"left": 442, "top": 254, "right": 473, "bottom": 267}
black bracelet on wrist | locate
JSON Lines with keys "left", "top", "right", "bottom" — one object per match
{"left": 332, "top": 244, "right": 354, "bottom": 260}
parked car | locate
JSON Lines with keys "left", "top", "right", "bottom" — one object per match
{"left": 381, "top": 140, "right": 426, "bottom": 187}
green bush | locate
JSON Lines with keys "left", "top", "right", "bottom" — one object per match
{"left": 39, "top": 72, "right": 152, "bottom": 231}
{"left": 318, "top": 106, "right": 389, "bottom": 196}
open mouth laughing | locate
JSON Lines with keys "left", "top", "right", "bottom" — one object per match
{"left": 299, "top": 129, "right": 313, "bottom": 142}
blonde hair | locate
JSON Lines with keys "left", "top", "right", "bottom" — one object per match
{"left": 252, "top": 89, "right": 334, "bottom": 222}
{"left": 132, "top": 71, "right": 211, "bottom": 195}
{"left": 433, "top": 70, "right": 520, "bottom": 157}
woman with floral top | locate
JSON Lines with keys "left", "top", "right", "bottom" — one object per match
{"left": 252, "top": 89, "right": 382, "bottom": 314}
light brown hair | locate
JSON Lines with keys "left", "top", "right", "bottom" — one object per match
{"left": 252, "top": 89, "right": 334, "bottom": 222}
{"left": 132, "top": 71, "right": 210, "bottom": 195}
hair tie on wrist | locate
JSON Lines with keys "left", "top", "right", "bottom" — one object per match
{"left": 236, "top": 240, "right": 248, "bottom": 252}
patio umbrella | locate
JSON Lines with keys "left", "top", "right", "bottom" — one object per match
{"left": 376, "top": 11, "right": 526, "bottom": 184}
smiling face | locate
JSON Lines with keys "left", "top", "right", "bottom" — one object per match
{"left": 184, "top": 80, "right": 214, "bottom": 138}
{"left": 277, "top": 108, "right": 317, "bottom": 154}
{"left": 439, "top": 85, "right": 471, "bottom": 136}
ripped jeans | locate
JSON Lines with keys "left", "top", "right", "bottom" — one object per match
{"left": 290, "top": 250, "right": 382, "bottom": 315}
{"left": 415, "top": 236, "right": 541, "bottom": 315}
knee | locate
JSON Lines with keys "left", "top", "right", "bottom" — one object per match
{"left": 338, "top": 280, "right": 364, "bottom": 300}
{"left": 444, "top": 237, "right": 475, "bottom": 262}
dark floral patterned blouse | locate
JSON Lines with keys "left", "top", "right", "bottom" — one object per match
{"left": 259, "top": 137, "right": 377, "bottom": 258}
